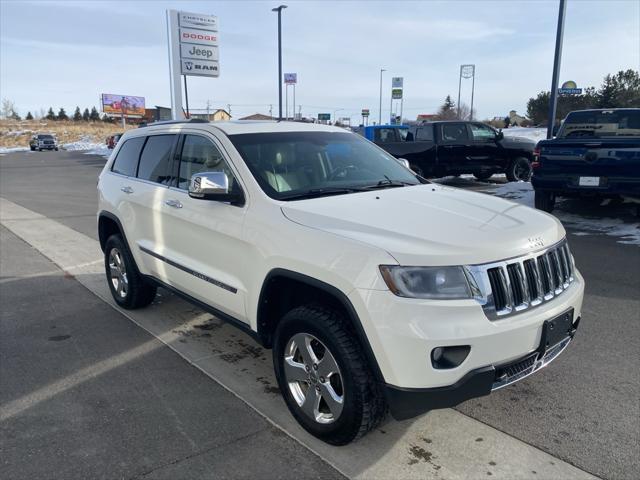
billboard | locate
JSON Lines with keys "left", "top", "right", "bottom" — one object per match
{"left": 101, "top": 94, "right": 146, "bottom": 117}
{"left": 391, "top": 88, "right": 403, "bottom": 99}
{"left": 392, "top": 77, "right": 403, "bottom": 88}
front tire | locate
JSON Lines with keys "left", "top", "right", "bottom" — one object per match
{"left": 273, "top": 305, "right": 386, "bottom": 445}
{"left": 506, "top": 157, "right": 532, "bottom": 182}
{"left": 534, "top": 190, "right": 555, "bottom": 213}
{"left": 104, "top": 234, "right": 156, "bottom": 309}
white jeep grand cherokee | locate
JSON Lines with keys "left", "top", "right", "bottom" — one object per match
{"left": 97, "top": 119, "right": 584, "bottom": 445}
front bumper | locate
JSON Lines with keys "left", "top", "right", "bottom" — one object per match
{"left": 385, "top": 320, "right": 578, "bottom": 420}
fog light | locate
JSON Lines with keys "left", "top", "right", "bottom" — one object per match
{"left": 431, "top": 345, "right": 471, "bottom": 370}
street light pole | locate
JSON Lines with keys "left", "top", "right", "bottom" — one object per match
{"left": 379, "top": 68, "right": 386, "bottom": 125}
{"left": 547, "top": 0, "right": 567, "bottom": 139}
{"left": 272, "top": 5, "right": 287, "bottom": 121}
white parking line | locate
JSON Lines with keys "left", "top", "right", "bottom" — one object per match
{"left": 0, "top": 197, "right": 597, "bottom": 480}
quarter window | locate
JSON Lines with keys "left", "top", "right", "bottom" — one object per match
{"left": 137, "top": 135, "right": 176, "bottom": 184}
{"left": 112, "top": 137, "right": 145, "bottom": 177}
{"left": 177, "top": 135, "right": 238, "bottom": 191}
{"left": 415, "top": 127, "right": 434, "bottom": 141}
{"left": 374, "top": 128, "right": 398, "bottom": 143}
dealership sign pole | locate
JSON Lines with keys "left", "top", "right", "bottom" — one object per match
{"left": 284, "top": 73, "right": 297, "bottom": 121}
{"left": 167, "top": 10, "right": 219, "bottom": 120}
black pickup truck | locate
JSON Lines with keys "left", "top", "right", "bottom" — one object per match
{"left": 356, "top": 122, "right": 536, "bottom": 181}
{"left": 532, "top": 108, "right": 640, "bottom": 213}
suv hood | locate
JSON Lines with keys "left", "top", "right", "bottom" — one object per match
{"left": 281, "top": 185, "right": 565, "bottom": 266}
{"left": 500, "top": 136, "right": 536, "bottom": 150}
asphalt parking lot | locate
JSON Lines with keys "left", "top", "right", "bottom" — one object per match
{"left": 1, "top": 150, "right": 639, "bottom": 479}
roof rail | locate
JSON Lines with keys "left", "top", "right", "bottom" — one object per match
{"left": 138, "top": 118, "right": 209, "bottom": 128}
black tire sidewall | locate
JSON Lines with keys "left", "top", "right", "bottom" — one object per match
{"left": 273, "top": 308, "right": 368, "bottom": 445}
{"left": 104, "top": 235, "right": 134, "bottom": 307}
{"left": 507, "top": 157, "right": 532, "bottom": 182}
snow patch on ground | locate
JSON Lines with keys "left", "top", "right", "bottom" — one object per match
{"left": 62, "top": 135, "right": 110, "bottom": 157}
{"left": 501, "top": 127, "right": 547, "bottom": 142}
{"left": 0, "top": 146, "right": 30, "bottom": 154}
{"left": 486, "top": 182, "right": 640, "bottom": 245}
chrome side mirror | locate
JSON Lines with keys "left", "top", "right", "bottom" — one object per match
{"left": 189, "top": 172, "right": 229, "bottom": 198}
{"left": 397, "top": 158, "right": 411, "bottom": 169}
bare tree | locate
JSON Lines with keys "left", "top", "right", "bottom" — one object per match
{"left": 1, "top": 98, "right": 15, "bottom": 119}
{"left": 457, "top": 103, "right": 471, "bottom": 121}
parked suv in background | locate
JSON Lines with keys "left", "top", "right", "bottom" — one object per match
{"left": 29, "top": 133, "right": 58, "bottom": 151}
{"left": 98, "top": 120, "right": 584, "bottom": 445}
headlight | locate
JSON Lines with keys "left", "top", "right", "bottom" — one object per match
{"left": 379, "top": 265, "right": 472, "bottom": 299}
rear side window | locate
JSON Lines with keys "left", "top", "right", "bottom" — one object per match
{"left": 112, "top": 137, "right": 145, "bottom": 177}
{"left": 415, "top": 127, "right": 434, "bottom": 141}
{"left": 374, "top": 128, "right": 399, "bottom": 142}
{"left": 137, "top": 135, "right": 176, "bottom": 184}
{"left": 441, "top": 124, "right": 469, "bottom": 142}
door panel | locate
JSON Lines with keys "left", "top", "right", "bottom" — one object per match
{"left": 152, "top": 133, "right": 249, "bottom": 322}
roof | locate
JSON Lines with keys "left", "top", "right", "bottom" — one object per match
{"left": 131, "top": 120, "right": 348, "bottom": 136}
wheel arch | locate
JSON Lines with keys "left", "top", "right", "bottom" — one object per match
{"left": 257, "top": 268, "right": 385, "bottom": 384}
{"left": 98, "top": 211, "right": 127, "bottom": 253}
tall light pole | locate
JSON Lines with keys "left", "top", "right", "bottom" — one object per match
{"left": 333, "top": 108, "right": 344, "bottom": 124}
{"left": 379, "top": 68, "right": 386, "bottom": 125}
{"left": 547, "top": 0, "right": 567, "bottom": 139}
{"left": 272, "top": 5, "right": 287, "bottom": 121}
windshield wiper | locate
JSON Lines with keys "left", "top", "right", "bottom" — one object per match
{"left": 278, "top": 187, "right": 362, "bottom": 201}
{"left": 361, "top": 178, "right": 416, "bottom": 190}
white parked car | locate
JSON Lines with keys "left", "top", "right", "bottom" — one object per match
{"left": 97, "top": 120, "right": 584, "bottom": 445}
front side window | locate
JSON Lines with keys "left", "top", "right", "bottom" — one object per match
{"left": 137, "top": 135, "right": 176, "bottom": 184}
{"left": 112, "top": 136, "right": 145, "bottom": 177}
{"left": 229, "top": 131, "right": 420, "bottom": 200}
{"left": 177, "top": 135, "right": 238, "bottom": 191}
{"left": 441, "top": 124, "right": 469, "bottom": 142}
{"left": 469, "top": 123, "right": 496, "bottom": 141}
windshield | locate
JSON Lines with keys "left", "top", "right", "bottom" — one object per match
{"left": 38, "top": 135, "right": 54, "bottom": 140}
{"left": 229, "top": 131, "right": 421, "bottom": 200}
{"left": 558, "top": 110, "right": 640, "bottom": 138}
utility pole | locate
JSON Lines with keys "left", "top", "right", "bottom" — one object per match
{"left": 272, "top": 5, "right": 287, "bottom": 121}
{"left": 547, "top": 0, "right": 567, "bottom": 139}
{"left": 457, "top": 65, "right": 462, "bottom": 119}
{"left": 206, "top": 99, "right": 212, "bottom": 120}
{"left": 269, "top": 104, "right": 273, "bottom": 118}
{"left": 379, "top": 68, "right": 386, "bottom": 125}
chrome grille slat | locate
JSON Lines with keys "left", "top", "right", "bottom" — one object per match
{"left": 468, "top": 239, "right": 576, "bottom": 320}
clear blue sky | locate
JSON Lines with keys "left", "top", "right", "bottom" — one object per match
{"left": 1, "top": 0, "right": 638, "bottom": 122}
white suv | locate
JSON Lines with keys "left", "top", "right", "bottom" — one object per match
{"left": 97, "top": 120, "right": 584, "bottom": 445}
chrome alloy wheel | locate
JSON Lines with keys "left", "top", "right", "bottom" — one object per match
{"left": 108, "top": 248, "right": 128, "bottom": 299}
{"left": 284, "top": 333, "right": 344, "bottom": 424}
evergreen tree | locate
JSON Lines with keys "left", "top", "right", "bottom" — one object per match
{"left": 45, "top": 107, "right": 56, "bottom": 120}
{"left": 57, "top": 107, "right": 68, "bottom": 121}
{"left": 436, "top": 95, "right": 457, "bottom": 120}
{"left": 26, "top": 111, "right": 34, "bottom": 120}
{"left": 72, "top": 106, "right": 82, "bottom": 121}
{"left": 89, "top": 106, "right": 100, "bottom": 121}
{"left": 82, "top": 108, "right": 90, "bottom": 121}
{"left": 597, "top": 69, "right": 640, "bottom": 108}
{"left": 102, "top": 114, "right": 114, "bottom": 123}
{"left": 504, "top": 116, "right": 511, "bottom": 128}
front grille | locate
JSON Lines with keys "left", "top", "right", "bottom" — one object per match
{"left": 468, "top": 239, "right": 575, "bottom": 320}
{"left": 495, "top": 353, "right": 537, "bottom": 380}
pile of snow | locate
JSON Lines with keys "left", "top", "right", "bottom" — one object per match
{"left": 502, "top": 127, "right": 547, "bottom": 142}
{"left": 62, "top": 134, "right": 110, "bottom": 157}
{"left": 0, "top": 146, "right": 29, "bottom": 154}
{"left": 485, "top": 182, "right": 640, "bottom": 245}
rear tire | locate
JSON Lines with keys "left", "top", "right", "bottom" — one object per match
{"left": 473, "top": 171, "right": 493, "bottom": 181}
{"left": 104, "top": 234, "right": 156, "bottom": 309}
{"left": 506, "top": 157, "right": 532, "bottom": 182}
{"left": 535, "top": 190, "right": 555, "bottom": 213}
{"left": 273, "top": 304, "right": 386, "bottom": 445}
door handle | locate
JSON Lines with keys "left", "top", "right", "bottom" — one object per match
{"left": 121, "top": 186, "right": 134, "bottom": 194}
{"left": 165, "top": 199, "right": 183, "bottom": 209}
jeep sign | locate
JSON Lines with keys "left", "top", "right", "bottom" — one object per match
{"left": 180, "top": 44, "right": 219, "bottom": 61}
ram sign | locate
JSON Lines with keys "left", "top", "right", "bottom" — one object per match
{"left": 101, "top": 94, "right": 146, "bottom": 117}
